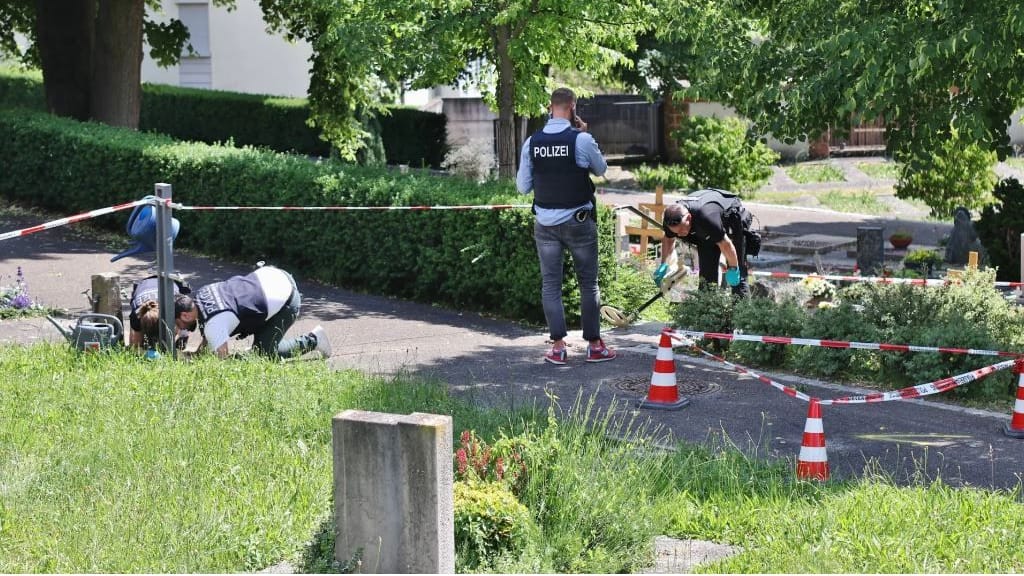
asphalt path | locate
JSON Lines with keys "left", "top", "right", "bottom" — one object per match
{"left": 1, "top": 209, "right": 1021, "bottom": 490}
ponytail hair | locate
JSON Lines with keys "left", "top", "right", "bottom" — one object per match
{"left": 136, "top": 300, "right": 160, "bottom": 343}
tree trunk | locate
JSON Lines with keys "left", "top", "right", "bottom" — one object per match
{"left": 91, "top": 0, "right": 144, "bottom": 128}
{"left": 494, "top": 24, "right": 517, "bottom": 179}
{"left": 35, "top": 0, "right": 94, "bottom": 120}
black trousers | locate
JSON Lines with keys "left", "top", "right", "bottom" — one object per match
{"left": 695, "top": 208, "right": 751, "bottom": 296}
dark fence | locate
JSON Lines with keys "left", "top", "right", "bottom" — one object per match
{"left": 575, "top": 95, "right": 662, "bottom": 161}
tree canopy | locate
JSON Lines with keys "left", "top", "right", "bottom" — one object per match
{"left": 259, "top": 0, "right": 652, "bottom": 174}
{"left": 662, "top": 0, "right": 1024, "bottom": 215}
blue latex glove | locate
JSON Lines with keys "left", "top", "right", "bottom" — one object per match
{"left": 653, "top": 263, "right": 669, "bottom": 286}
{"left": 725, "top": 266, "right": 742, "bottom": 287}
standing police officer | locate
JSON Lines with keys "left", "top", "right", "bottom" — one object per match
{"left": 516, "top": 87, "right": 615, "bottom": 365}
{"left": 655, "top": 188, "right": 758, "bottom": 296}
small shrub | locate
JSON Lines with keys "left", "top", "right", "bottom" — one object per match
{"left": 795, "top": 301, "right": 880, "bottom": 378}
{"left": 455, "top": 429, "right": 527, "bottom": 496}
{"left": 732, "top": 296, "right": 804, "bottom": 366}
{"left": 903, "top": 249, "right": 944, "bottom": 277}
{"left": 633, "top": 163, "right": 692, "bottom": 191}
{"left": 671, "top": 288, "right": 735, "bottom": 352}
{"left": 454, "top": 479, "right": 535, "bottom": 570}
{"left": 672, "top": 115, "right": 778, "bottom": 194}
{"left": 442, "top": 139, "right": 496, "bottom": 183}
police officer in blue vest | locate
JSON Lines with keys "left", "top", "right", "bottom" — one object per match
{"left": 177, "top": 265, "right": 331, "bottom": 360}
{"left": 127, "top": 275, "right": 194, "bottom": 349}
{"left": 516, "top": 87, "right": 615, "bottom": 365}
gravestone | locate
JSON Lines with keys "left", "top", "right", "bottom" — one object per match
{"left": 856, "top": 227, "right": 884, "bottom": 275}
{"left": 333, "top": 410, "right": 454, "bottom": 574}
{"left": 945, "top": 207, "right": 986, "bottom": 266}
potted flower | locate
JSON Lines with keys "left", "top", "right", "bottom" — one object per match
{"left": 889, "top": 231, "right": 913, "bottom": 250}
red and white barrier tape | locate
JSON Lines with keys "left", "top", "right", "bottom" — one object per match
{"left": 0, "top": 198, "right": 158, "bottom": 243}
{"left": 674, "top": 335, "right": 813, "bottom": 402}
{"left": 672, "top": 329, "right": 1024, "bottom": 358}
{"left": 751, "top": 270, "right": 1024, "bottom": 289}
{"left": 170, "top": 203, "right": 531, "bottom": 212}
{"left": 819, "top": 360, "right": 1017, "bottom": 405}
{"left": 667, "top": 330, "right": 1017, "bottom": 405}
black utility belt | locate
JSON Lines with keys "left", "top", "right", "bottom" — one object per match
{"left": 573, "top": 209, "right": 593, "bottom": 222}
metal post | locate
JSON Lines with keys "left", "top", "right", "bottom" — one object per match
{"left": 154, "top": 183, "right": 176, "bottom": 358}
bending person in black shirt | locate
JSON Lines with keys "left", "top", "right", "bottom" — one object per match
{"left": 655, "top": 188, "right": 756, "bottom": 296}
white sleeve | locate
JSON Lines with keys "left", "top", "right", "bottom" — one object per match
{"left": 202, "top": 312, "right": 240, "bottom": 352}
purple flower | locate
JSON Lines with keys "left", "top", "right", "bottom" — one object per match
{"left": 11, "top": 293, "right": 32, "bottom": 309}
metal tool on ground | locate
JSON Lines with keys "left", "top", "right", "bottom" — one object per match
{"left": 46, "top": 313, "right": 124, "bottom": 352}
{"left": 600, "top": 266, "right": 693, "bottom": 327}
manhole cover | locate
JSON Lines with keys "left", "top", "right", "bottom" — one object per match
{"left": 611, "top": 374, "right": 721, "bottom": 396}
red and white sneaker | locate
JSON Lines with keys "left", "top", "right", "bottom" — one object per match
{"left": 544, "top": 346, "right": 568, "bottom": 365}
{"left": 586, "top": 339, "right": 616, "bottom": 363}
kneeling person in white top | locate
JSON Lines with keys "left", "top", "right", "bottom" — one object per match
{"left": 176, "top": 265, "right": 331, "bottom": 359}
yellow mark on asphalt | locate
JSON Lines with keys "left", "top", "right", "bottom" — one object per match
{"left": 855, "top": 433, "right": 972, "bottom": 447}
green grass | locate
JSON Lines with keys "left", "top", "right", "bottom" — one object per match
{"left": 785, "top": 163, "right": 846, "bottom": 184}
{"left": 743, "top": 190, "right": 802, "bottom": 205}
{"left": 0, "top": 344, "right": 512, "bottom": 573}
{"left": 817, "top": 189, "right": 890, "bottom": 214}
{"left": 2, "top": 344, "right": 1023, "bottom": 573}
{"left": 857, "top": 161, "right": 902, "bottom": 180}
{"left": 1004, "top": 157, "right": 1024, "bottom": 171}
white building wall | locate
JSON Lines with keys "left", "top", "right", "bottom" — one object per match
{"left": 141, "top": 0, "right": 311, "bottom": 98}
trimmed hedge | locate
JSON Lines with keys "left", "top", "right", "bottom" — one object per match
{"left": 0, "top": 108, "right": 638, "bottom": 327}
{"left": 379, "top": 106, "right": 448, "bottom": 169}
{"left": 139, "top": 83, "right": 331, "bottom": 157}
{"left": 0, "top": 68, "right": 447, "bottom": 168}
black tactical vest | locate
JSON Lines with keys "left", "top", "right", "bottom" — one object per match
{"left": 194, "top": 272, "right": 270, "bottom": 338}
{"left": 530, "top": 127, "right": 594, "bottom": 209}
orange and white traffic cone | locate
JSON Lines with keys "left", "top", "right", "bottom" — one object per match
{"left": 1004, "top": 359, "right": 1024, "bottom": 438}
{"left": 796, "top": 398, "right": 829, "bottom": 481}
{"left": 638, "top": 329, "right": 690, "bottom": 410}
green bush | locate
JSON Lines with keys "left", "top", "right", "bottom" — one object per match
{"left": 672, "top": 115, "right": 778, "bottom": 194}
{"left": 835, "top": 270, "right": 1024, "bottom": 396}
{"left": 454, "top": 479, "right": 535, "bottom": 570}
{"left": 632, "top": 163, "right": 692, "bottom": 191}
{"left": 0, "top": 69, "right": 446, "bottom": 168}
{"left": 903, "top": 249, "right": 944, "bottom": 277}
{"left": 895, "top": 131, "right": 998, "bottom": 218}
{"left": 379, "top": 106, "right": 448, "bottom": 168}
{"left": 795, "top": 301, "right": 880, "bottom": 378}
{"left": 671, "top": 289, "right": 735, "bottom": 353}
{"left": 0, "top": 108, "right": 653, "bottom": 328}
{"left": 139, "top": 83, "right": 332, "bottom": 157}
{"left": 976, "top": 177, "right": 1024, "bottom": 282}
{"left": 731, "top": 296, "right": 804, "bottom": 367}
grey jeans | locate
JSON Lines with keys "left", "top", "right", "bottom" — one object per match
{"left": 252, "top": 270, "right": 315, "bottom": 359}
{"left": 534, "top": 216, "right": 602, "bottom": 342}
